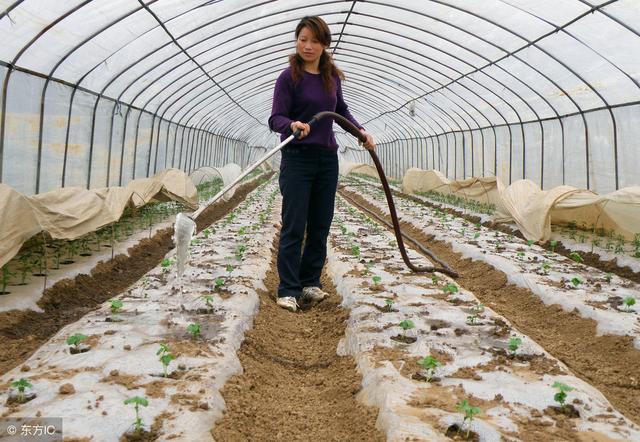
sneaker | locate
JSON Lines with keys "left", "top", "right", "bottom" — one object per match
{"left": 301, "top": 286, "right": 329, "bottom": 304}
{"left": 276, "top": 296, "right": 299, "bottom": 312}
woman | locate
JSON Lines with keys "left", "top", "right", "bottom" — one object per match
{"left": 268, "top": 16, "right": 375, "bottom": 312}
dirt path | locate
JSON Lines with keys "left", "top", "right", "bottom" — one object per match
{"left": 339, "top": 188, "right": 640, "bottom": 426}
{"left": 0, "top": 178, "right": 267, "bottom": 377}
{"left": 211, "top": 239, "right": 385, "bottom": 441}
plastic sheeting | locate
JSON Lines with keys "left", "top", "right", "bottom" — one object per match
{"left": 2, "top": 1, "right": 640, "bottom": 196}
{"left": 0, "top": 168, "right": 197, "bottom": 269}
{"left": 396, "top": 167, "right": 640, "bottom": 242}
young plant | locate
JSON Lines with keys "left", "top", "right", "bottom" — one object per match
{"left": 124, "top": 396, "right": 149, "bottom": 433}
{"left": 549, "top": 240, "right": 558, "bottom": 253}
{"left": 431, "top": 275, "right": 440, "bottom": 285}
{"left": 202, "top": 228, "right": 212, "bottom": 238}
{"left": 623, "top": 296, "right": 636, "bottom": 312}
{"left": 552, "top": 381, "right": 573, "bottom": 411}
{"left": 417, "top": 356, "right": 441, "bottom": 382}
{"left": 540, "top": 262, "right": 551, "bottom": 274}
{"left": 156, "top": 343, "right": 175, "bottom": 377}
{"left": 109, "top": 299, "right": 123, "bottom": 315}
{"left": 225, "top": 264, "right": 235, "bottom": 275}
{"left": 527, "top": 240, "right": 535, "bottom": 247}
{"left": 605, "top": 273, "right": 613, "bottom": 283}
{"left": 569, "top": 252, "right": 583, "bottom": 263}
{"left": 203, "top": 294, "right": 214, "bottom": 309}
{"left": 456, "top": 399, "right": 481, "bottom": 439}
{"left": 470, "top": 303, "right": 484, "bottom": 314}
{"left": 1, "top": 264, "right": 15, "bottom": 294}
{"left": 214, "top": 277, "right": 225, "bottom": 291}
{"left": 384, "top": 299, "right": 394, "bottom": 311}
{"left": 516, "top": 251, "right": 525, "bottom": 260}
{"left": 187, "top": 323, "right": 201, "bottom": 340}
{"left": 473, "top": 232, "right": 480, "bottom": 240}
{"left": 350, "top": 244, "right": 361, "bottom": 259}
{"left": 570, "top": 277, "right": 582, "bottom": 287}
{"left": 372, "top": 276, "right": 382, "bottom": 286}
{"left": 398, "top": 319, "right": 415, "bottom": 339}
{"left": 442, "top": 283, "right": 458, "bottom": 295}
{"left": 466, "top": 315, "right": 478, "bottom": 325}
{"left": 66, "top": 333, "right": 88, "bottom": 351}
{"left": 508, "top": 337, "right": 522, "bottom": 357}
{"left": 11, "top": 378, "right": 33, "bottom": 403}
{"left": 160, "top": 258, "right": 171, "bottom": 272}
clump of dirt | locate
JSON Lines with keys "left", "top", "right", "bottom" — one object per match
{"left": 210, "top": 237, "right": 384, "bottom": 441}
{"left": 0, "top": 178, "right": 267, "bottom": 377}
{"left": 340, "top": 187, "right": 640, "bottom": 425}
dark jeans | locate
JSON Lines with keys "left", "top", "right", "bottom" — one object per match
{"left": 277, "top": 146, "right": 339, "bottom": 299}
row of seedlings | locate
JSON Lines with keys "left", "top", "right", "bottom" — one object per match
{"left": 324, "top": 195, "right": 640, "bottom": 441}
{"left": 340, "top": 180, "right": 639, "bottom": 348}
{"left": 0, "top": 177, "right": 281, "bottom": 441}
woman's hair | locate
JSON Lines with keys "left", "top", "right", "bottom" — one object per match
{"left": 289, "top": 16, "right": 345, "bottom": 92}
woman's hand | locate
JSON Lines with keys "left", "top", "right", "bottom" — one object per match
{"left": 290, "top": 121, "right": 311, "bottom": 139}
{"left": 359, "top": 129, "right": 375, "bottom": 151}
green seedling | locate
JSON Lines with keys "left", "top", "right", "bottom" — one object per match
{"left": 110, "top": 299, "right": 123, "bottom": 315}
{"left": 470, "top": 303, "right": 484, "bottom": 314}
{"left": 516, "top": 251, "right": 525, "bottom": 260}
{"left": 66, "top": 333, "right": 88, "bottom": 350}
{"left": 552, "top": 381, "right": 573, "bottom": 411}
{"left": 11, "top": 378, "right": 33, "bottom": 403}
{"left": 623, "top": 296, "right": 636, "bottom": 312}
{"left": 372, "top": 276, "right": 382, "bottom": 286}
{"left": 540, "top": 262, "right": 551, "bottom": 273}
{"left": 456, "top": 399, "right": 481, "bottom": 439}
{"left": 187, "top": 323, "right": 201, "bottom": 340}
{"left": 202, "top": 228, "right": 212, "bottom": 238}
{"left": 443, "top": 283, "right": 458, "bottom": 295}
{"left": 1, "top": 264, "right": 15, "bottom": 294}
{"left": 124, "top": 396, "right": 149, "bottom": 433}
{"left": 605, "top": 273, "right": 612, "bottom": 283}
{"left": 527, "top": 240, "right": 534, "bottom": 247}
{"left": 156, "top": 344, "right": 175, "bottom": 377}
{"left": 190, "top": 239, "right": 201, "bottom": 246}
{"left": 570, "top": 277, "right": 582, "bottom": 287}
{"left": 202, "top": 294, "right": 214, "bottom": 308}
{"left": 550, "top": 240, "right": 558, "bottom": 252}
{"left": 399, "top": 319, "right": 415, "bottom": 339}
{"left": 339, "top": 225, "right": 348, "bottom": 236}
{"left": 569, "top": 252, "right": 583, "bottom": 263}
{"left": 473, "top": 232, "right": 481, "bottom": 240}
{"left": 214, "top": 277, "right": 225, "bottom": 290}
{"left": 508, "top": 337, "right": 522, "bottom": 357}
{"left": 417, "top": 356, "right": 441, "bottom": 382}
{"left": 225, "top": 264, "right": 235, "bottom": 274}
{"left": 384, "top": 299, "right": 394, "bottom": 310}
{"left": 160, "top": 258, "right": 171, "bottom": 272}
{"left": 466, "top": 315, "right": 478, "bottom": 325}
{"left": 351, "top": 244, "right": 361, "bottom": 258}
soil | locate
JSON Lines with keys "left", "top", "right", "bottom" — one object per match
{"left": 210, "top": 237, "right": 385, "bottom": 442}
{"left": 339, "top": 188, "right": 640, "bottom": 426}
{"left": 0, "top": 177, "right": 267, "bottom": 377}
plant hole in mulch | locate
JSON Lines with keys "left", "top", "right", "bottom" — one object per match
{"left": 5, "top": 391, "right": 37, "bottom": 405}
{"left": 445, "top": 424, "right": 480, "bottom": 441}
{"left": 119, "top": 428, "right": 159, "bottom": 442}
{"left": 149, "top": 370, "right": 184, "bottom": 380}
{"left": 411, "top": 372, "right": 441, "bottom": 383}
{"left": 546, "top": 404, "right": 581, "bottom": 418}
{"left": 69, "top": 345, "right": 91, "bottom": 355}
{"left": 0, "top": 291, "right": 11, "bottom": 295}
{"left": 390, "top": 334, "right": 417, "bottom": 344}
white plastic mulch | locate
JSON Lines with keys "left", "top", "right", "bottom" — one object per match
{"left": 342, "top": 180, "right": 640, "bottom": 350}
{"left": 0, "top": 179, "right": 280, "bottom": 441}
{"left": 326, "top": 195, "right": 640, "bottom": 441}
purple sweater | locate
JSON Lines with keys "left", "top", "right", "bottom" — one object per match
{"left": 268, "top": 67, "right": 363, "bottom": 151}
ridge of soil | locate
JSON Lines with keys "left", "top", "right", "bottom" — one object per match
{"left": 210, "top": 236, "right": 385, "bottom": 441}
{"left": 0, "top": 176, "right": 269, "bottom": 377}
{"left": 339, "top": 188, "right": 640, "bottom": 426}
{"left": 357, "top": 182, "right": 640, "bottom": 283}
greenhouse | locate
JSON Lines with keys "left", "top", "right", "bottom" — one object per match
{"left": 0, "top": 1, "right": 639, "bottom": 440}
